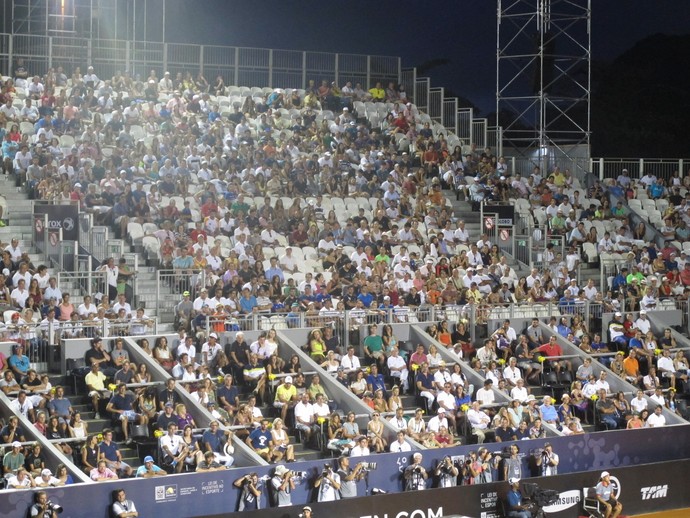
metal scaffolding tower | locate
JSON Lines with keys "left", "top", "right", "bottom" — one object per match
{"left": 497, "top": 0, "right": 591, "bottom": 171}
{"left": 1, "top": 0, "right": 165, "bottom": 41}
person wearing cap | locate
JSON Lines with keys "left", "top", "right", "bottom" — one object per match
{"left": 273, "top": 375, "right": 298, "bottom": 423}
{"left": 135, "top": 455, "right": 166, "bottom": 478}
{"left": 271, "top": 464, "right": 295, "bottom": 507}
{"left": 404, "top": 452, "right": 428, "bottom": 491}
{"left": 595, "top": 471, "right": 622, "bottom": 518}
{"left": 505, "top": 477, "right": 532, "bottom": 518}
{"left": 607, "top": 312, "right": 628, "bottom": 349}
{"left": 3, "top": 440, "right": 25, "bottom": 477}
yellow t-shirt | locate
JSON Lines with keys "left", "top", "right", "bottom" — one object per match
{"left": 275, "top": 383, "right": 297, "bottom": 404}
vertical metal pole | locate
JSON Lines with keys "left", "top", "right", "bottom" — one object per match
{"left": 162, "top": 0, "right": 165, "bottom": 43}
{"left": 301, "top": 51, "right": 306, "bottom": 89}
{"left": 234, "top": 47, "right": 239, "bottom": 86}
{"left": 87, "top": 255, "right": 92, "bottom": 298}
{"left": 156, "top": 270, "right": 160, "bottom": 323}
{"left": 199, "top": 45, "right": 204, "bottom": 76}
{"left": 268, "top": 48, "right": 273, "bottom": 88}
{"left": 334, "top": 53, "right": 338, "bottom": 89}
{"left": 366, "top": 55, "right": 371, "bottom": 90}
{"left": 48, "top": 37, "right": 53, "bottom": 69}
{"left": 43, "top": 214, "right": 49, "bottom": 254}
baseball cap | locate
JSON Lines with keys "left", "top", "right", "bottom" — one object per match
{"left": 165, "top": 402, "right": 174, "bottom": 408}
{"left": 640, "top": 310, "right": 647, "bottom": 315}
{"left": 600, "top": 471, "right": 610, "bottom": 479}
{"left": 437, "top": 408, "right": 446, "bottom": 414}
{"left": 303, "top": 506, "right": 313, "bottom": 512}
{"left": 183, "top": 291, "right": 190, "bottom": 296}
{"left": 614, "top": 312, "right": 622, "bottom": 317}
{"left": 41, "top": 469, "right": 52, "bottom": 476}
{"left": 12, "top": 441, "right": 21, "bottom": 448}
{"left": 508, "top": 477, "right": 520, "bottom": 485}
{"left": 144, "top": 456, "right": 155, "bottom": 463}
{"left": 285, "top": 376, "right": 293, "bottom": 384}
{"left": 209, "top": 332, "right": 218, "bottom": 339}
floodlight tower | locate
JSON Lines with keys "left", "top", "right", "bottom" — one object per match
{"left": 496, "top": 0, "right": 591, "bottom": 174}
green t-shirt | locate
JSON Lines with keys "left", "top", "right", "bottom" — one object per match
{"left": 364, "top": 335, "right": 383, "bottom": 353}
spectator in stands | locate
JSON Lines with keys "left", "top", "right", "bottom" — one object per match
{"left": 106, "top": 383, "right": 149, "bottom": 444}
{"left": 202, "top": 421, "right": 234, "bottom": 467}
{"left": 99, "top": 428, "right": 132, "bottom": 477}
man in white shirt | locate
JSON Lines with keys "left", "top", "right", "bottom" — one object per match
{"left": 467, "top": 401, "right": 492, "bottom": 444}
{"left": 350, "top": 436, "right": 370, "bottom": 457}
{"left": 293, "top": 392, "right": 316, "bottom": 443}
{"left": 635, "top": 311, "right": 651, "bottom": 335}
{"left": 78, "top": 295, "right": 98, "bottom": 317}
{"left": 387, "top": 347, "right": 409, "bottom": 393}
{"left": 502, "top": 357, "right": 523, "bottom": 388}
{"left": 279, "top": 247, "right": 299, "bottom": 274}
{"left": 160, "top": 422, "right": 187, "bottom": 472}
{"left": 475, "top": 379, "right": 496, "bottom": 406}
{"left": 434, "top": 388, "right": 457, "bottom": 432}
{"left": 510, "top": 379, "right": 529, "bottom": 403}
{"left": 646, "top": 405, "right": 666, "bottom": 427}
{"left": 630, "top": 389, "right": 648, "bottom": 414}
{"left": 454, "top": 220, "right": 470, "bottom": 245}
{"left": 112, "top": 293, "right": 132, "bottom": 318}
{"left": 389, "top": 431, "right": 411, "bottom": 453}
{"left": 340, "top": 346, "right": 361, "bottom": 373}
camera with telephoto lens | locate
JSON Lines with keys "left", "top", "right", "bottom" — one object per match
{"left": 291, "top": 470, "right": 308, "bottom": 479}
{"left": 360, "top": 462, "right": 377, "bottom": 471}
{"left": 47, "top": 501, "right": 63, "bottom": 514}
{"left": 322, "top": 463, "right": 333, "bottom": 476}
{"left": 413, "top": 465, "right": 423, "bottom": 474}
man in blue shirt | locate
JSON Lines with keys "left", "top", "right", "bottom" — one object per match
{"left": 246, "top": 419, "right": 272, "bottom": 462}
{"left": 239, "top": 287, "right": 257, "bottom": 314}
{"left": 506, "top": 478, "right": 532, "bottom": 518}
{"left": 202, "top": 420, "right": 234, "bottom": 467}
{"left": 357, "top": 285, "right": 374, "bottom": 308}
{"left": 366, "top": 364, "right": 387, "bottom": 397}
{"left": 135, "top": 455, "right": 167, "bottom": 478}
{"left": 216, "top": 374, "right": 239, "bottom": 415}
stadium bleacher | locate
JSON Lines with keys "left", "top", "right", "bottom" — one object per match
{"left": 1, "top": 60, "right": 690, "bottom": 512}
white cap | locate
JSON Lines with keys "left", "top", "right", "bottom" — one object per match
{"left": 614, "top": 311, "right": 622, "bottom": 317}
{"left": 284, "top": 376, "right": 293, "bottom": 384}
{"left": 600, "top": 471, "right": 610, "bottom": 479}
{"left": 639, "top": 310, "right": 647, "bottom": 315}
{"left": 41, "top": 469, "right": 52, "bottom": 476}
{"left": 509, "top": 477, "right": 521, "bottom": 485}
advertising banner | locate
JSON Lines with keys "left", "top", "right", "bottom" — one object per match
{"left": 33, "top": 204, "right": 79, "bottom": 241}
{"left": 2, "top": 427, "right": 690, "bottom": 518}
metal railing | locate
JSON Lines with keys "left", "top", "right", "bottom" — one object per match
{"left": 591, "top": 158, "right": 690, "bottom": 181}
{"left": 57, "top": 267, "right": 107, "bottom": 302}
{"left": 2, "top": 33, "right": 400, "bottom": 92}
{"left": 155, "top": 269, "right": 206, "bottom": 323}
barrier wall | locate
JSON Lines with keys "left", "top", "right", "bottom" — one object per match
{"left": 2, "top": 425, "right": 689, "bottom": 517}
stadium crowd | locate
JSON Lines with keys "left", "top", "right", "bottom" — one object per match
{"left": 1, "top": 61, "right": 689, "bottom": 492}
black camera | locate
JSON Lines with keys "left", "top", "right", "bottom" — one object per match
{"left": 413, "top": 465, "right": 423, "bottom": 474}
{"left": 47, "top": 502, "right": 63, "bottom": 514}
{"left": 322, "top": 464, "right": 333, "bottom": 476}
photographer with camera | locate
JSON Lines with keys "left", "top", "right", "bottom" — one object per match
{"left": 337, "top": 456, "right": 366, "bottom": 498}
{"left": 505, "top": 478, "right": 532, "bottom": 518}
{"left": 434, "top": 455, "right": 459, "bottom": 488}
{"left": 404, "top": 452, "right": 428, "bottom": 491}
{"left": 535, "top": 442, "right": 559, "bottom": 476}
{"left": 503, "top": 444, "right": 523, "bottom": 481}
{"left": 30, "top": 491, "right": 62, "bottom": 518}
{"left": 315, "top": 462, "right": 341, "bottom": 501}
{"left": 271, "top": 465, "right": 296, "bottom": 507}
{"left": 233, "top": 472, "right": 263, "bottom": 511}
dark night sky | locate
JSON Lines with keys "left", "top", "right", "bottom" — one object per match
{"left": 161, "top": 0, "right": 690, "bottom": 114}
